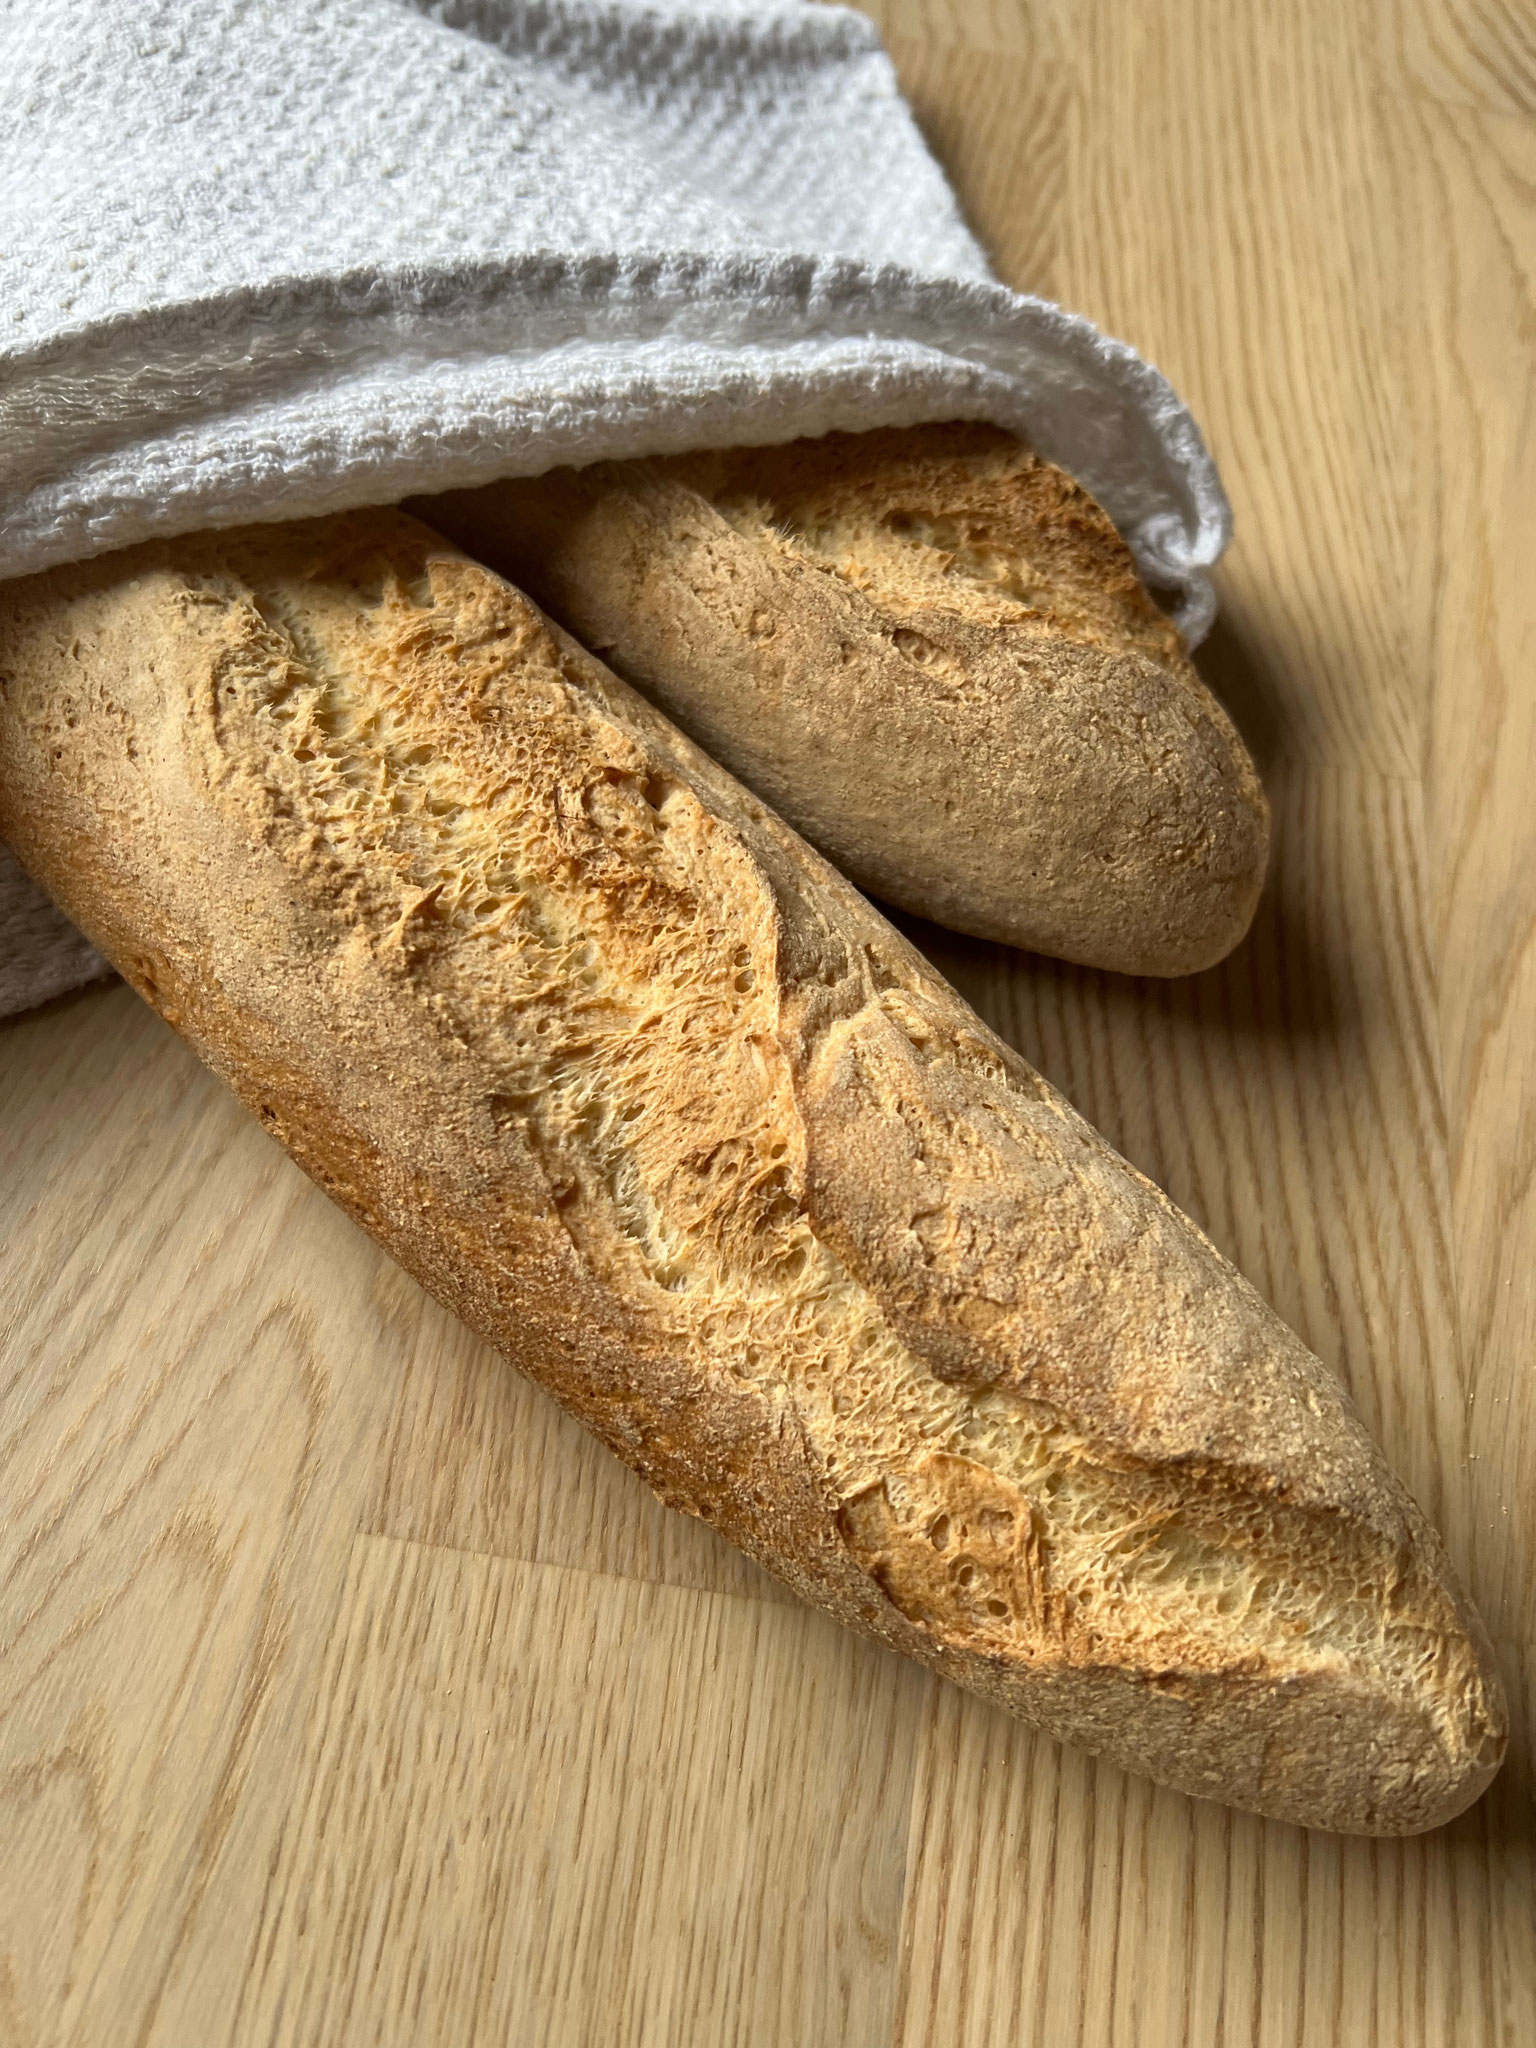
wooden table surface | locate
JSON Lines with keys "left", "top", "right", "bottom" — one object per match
{"left": 4, "top": 3, "right": 1534, "bottom": 2042}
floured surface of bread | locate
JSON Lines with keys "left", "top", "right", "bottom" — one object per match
{"left": 418, "top": 424, "right": 1269, "bottom": 974}
{"left": 0, "top": 511, "right": 1503, "bottom": 1832}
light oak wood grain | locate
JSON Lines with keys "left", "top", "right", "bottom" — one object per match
{"left": 230, "top": 1538, "right": 929, "bottom": 2048}
{"left": 3, "top": 2, "right": 1534, "bottom": 2041}
{"left": 1395, "top": 87, "right": 1536, "bottom": 1643}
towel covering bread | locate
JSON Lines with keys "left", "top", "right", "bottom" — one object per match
{"left": 0, "top": 0, "right": 1235, "bottom": 1013}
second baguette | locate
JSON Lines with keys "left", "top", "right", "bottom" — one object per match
{"left": 419, "top": 423, "right": 1269, "bottom": 974}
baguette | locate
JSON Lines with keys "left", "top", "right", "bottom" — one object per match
{"left": 417, "top": 423, "right": 1268, "bottom": 974}
{"left": 0, "top": 511, "right": 1503, "bottom": 1833}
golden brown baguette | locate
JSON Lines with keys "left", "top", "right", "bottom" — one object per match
{"left": 0, "top": 511, "right": 1503, "bottom": 1833}
{"left": 417, "top": 423, "right": 1269, "bottom": 975}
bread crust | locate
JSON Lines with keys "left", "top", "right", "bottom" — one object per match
{"left": 417, "top": 424, "right": 1269, "bottom": 974}
{"left": 0, "top": 512, "right": 1502, "bottom": 1832}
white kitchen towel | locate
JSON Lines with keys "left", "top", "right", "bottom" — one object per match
{"left": 0, "top": 0, "right": 1232, "bottom": 1018}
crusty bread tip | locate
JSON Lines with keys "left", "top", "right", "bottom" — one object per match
{"left": 418, "top": 422, "right": 1270, "bottom": 976}
{"left": 0, "top": 510, "right": 1503, "bottom": 1834}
